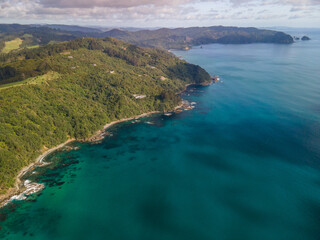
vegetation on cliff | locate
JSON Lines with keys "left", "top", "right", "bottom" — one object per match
{"left": 0, "top": 24, "right": 293, "bottom": 53}
{"left": 107, "top": 26, "right": 294, "bottom": 49}
{"left": 0, "top": 37, "right": 210, "bottom": 193}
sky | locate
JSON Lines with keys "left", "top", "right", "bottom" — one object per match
{"left": 0, "top": 0, "right": 319, "bottom": 28}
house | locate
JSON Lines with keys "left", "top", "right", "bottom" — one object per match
{"left": 133, "top": 94, "right": 146, "bottom": 99}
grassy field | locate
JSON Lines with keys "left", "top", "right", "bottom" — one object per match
{"left": 27, "top": 45, "right": 40, "bottom": 49}
{"left": 0, "top": 71, "right": 61, "bottom": 90}
{"left": 1, "top": 38, "right": 23, "bottom": 53}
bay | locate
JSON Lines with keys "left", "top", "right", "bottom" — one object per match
{"left": 1, "top": 30, "right": 320, "bottom": 240}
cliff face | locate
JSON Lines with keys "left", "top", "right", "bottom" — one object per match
{"left": 271, "top": 32, "right": 294, "bottom": 44}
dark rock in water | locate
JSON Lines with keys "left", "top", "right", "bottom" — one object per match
{"left": 103, "top": 142, "right": 121, "bottom": 150}
{"left": 301, "top": 36, "right": 311, "bottom": 41}
{"left": 55, "top": 182, "right": 65, "bottom": 186}
{"left": 293, "top": 36, "right": 300, "bottom": 40}
{"left": 0, "top": 212, "right": 6, "bottom": 221}
{"left": 5, "top": 202, "right": 16, "bottom": 212}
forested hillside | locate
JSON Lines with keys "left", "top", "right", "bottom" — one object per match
{"left": 0, "top": 24, "right": 293, "bottom": 53}
{"left": 105, "top": 26, "right": 294, "bottom": 49}
{"left": 0, "top": 37, "right": 211, "bottom": 193}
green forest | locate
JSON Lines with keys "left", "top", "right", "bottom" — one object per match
{"left": 0, "top": 37, "right": 211, "bottom": 193}
{"left": 0, "top": 24, "right": 293, "bottom": 53}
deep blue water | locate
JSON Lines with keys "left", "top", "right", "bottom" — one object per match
{"left": 1, "top": 31, "right": 320, "bottom": 240}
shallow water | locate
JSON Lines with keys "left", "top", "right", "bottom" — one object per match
{"left": 1, "top": 31, "right": 320, "bottom": 240}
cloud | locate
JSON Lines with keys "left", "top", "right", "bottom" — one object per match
{"left": 0, "top": 0, "right": 319, "bottom": 26}
{"left": 26, "top": 0, "right": 320, "bottom": 10}
{"left": 255, "top": 13, "right": 287, "bottom": 20}
{"left": 280, "top": 0, "right": 320, "bottom": 6}
{"left": 290, "top": 5, "right": 315, "bottom": 12}
{"left": 39, "top": 0, "right": 189, "bottom": 8}
{"left": 289, "top": 13, "right": 307, "bottom": 19}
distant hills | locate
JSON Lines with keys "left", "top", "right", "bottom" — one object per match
{"left": 31, "top": 24, "right": 102, "bottom": 33}
{"left": 0, "top": 24, "right": 294, "bottom": 53}
{"left": 106, "top": 26, "right": 294, "bottom": 49}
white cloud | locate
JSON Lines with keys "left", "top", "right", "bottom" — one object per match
{"left": 0, "top": 0, "right": 319, "bottom": 27}
{"left": 39, "top": 0, "right": 190, "bottom": 8}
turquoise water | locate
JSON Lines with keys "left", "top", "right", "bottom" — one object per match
{"left": 1, "top": 31, "right": 320, "bottom": 240}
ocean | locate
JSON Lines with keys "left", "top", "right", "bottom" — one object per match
{"left": 1, "top": 30, "right": 320, "bottom": 240}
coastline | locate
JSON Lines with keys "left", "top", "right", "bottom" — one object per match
{"left": 0, "top": 81, "right": 208, "bottom": 208}
{"left": 0, "top": 108, "right": 181, "bottom": 208}
{"left": 176, "top": 81, "right": 213, "bottom": 95}
{"left": 0, "top": 139, "right": 75, "bottom": 208}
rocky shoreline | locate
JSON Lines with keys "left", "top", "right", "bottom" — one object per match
{"left": 0, "top": 110, "right": 177, "bottom": 208}
{"left": 0, "top": 81, "right": 212, "bottom": 208}
{"left": 0, "top": 139, "right": 75, "bottom": 208}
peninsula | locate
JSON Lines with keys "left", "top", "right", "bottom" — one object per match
{"left": 0, "top": 37, "right": 211, "bottom": 204}
{"left": 0, "top": 24, "right": 294, "bottom": 53}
